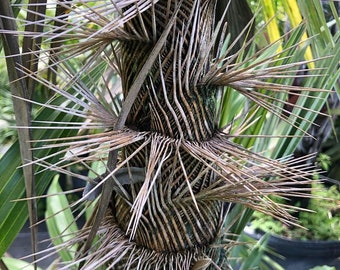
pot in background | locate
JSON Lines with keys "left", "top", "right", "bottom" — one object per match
{"left": 245, "top": 227, "right": 340, "bottom": 270}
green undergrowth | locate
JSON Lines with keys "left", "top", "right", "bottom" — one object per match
{"left": 250, "top": 183, "right": 340, "bottom": 240}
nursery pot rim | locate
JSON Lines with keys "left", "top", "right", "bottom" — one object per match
{"left": 244, "top": 226, "right": 340, "bottom": 258}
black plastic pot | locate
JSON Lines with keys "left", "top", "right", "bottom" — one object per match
{"left": 8, "top": 222, "right": 58, "bottom": 269}
{"left": 245, "top": 227, "right": 340, "bottom": 270}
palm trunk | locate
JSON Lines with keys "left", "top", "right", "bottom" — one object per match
{"left": 113, "top": 1, "right": 226, "bottom": 268}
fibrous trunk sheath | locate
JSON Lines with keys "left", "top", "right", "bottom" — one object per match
{"left": 111, "top": 0, "right": 227, "bottom": 268}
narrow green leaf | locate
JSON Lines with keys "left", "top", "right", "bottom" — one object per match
{"left": 239, "top": 234, "right": 269, "bottom": 270}
{"left": 45, "top": 175, "right": 78, "bottom": 263}
{"left": 0, "top": 257, "right": 42, "bottom": 270}
{"left": 0, "top": 110, "right": 81, "bottom": 257}
{"left": 0, "top": 51, "right": 108, "bottom": 258}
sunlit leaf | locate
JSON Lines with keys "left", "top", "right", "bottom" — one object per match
{"left": 45, "top": 175, "right": 78, "bottom": 263}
